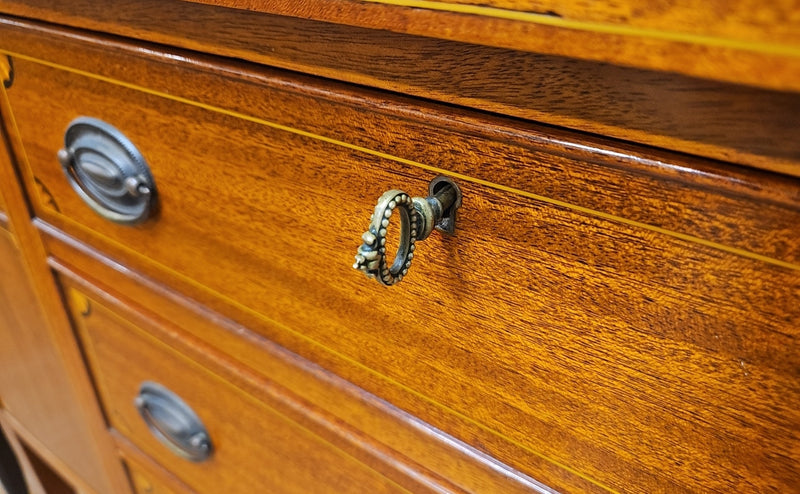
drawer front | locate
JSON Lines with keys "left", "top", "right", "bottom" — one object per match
{"left": 50, "top": 236, "right": 555, "bottom": 494}
{"left": 63, "top": 283, "right": 412, "bottom": 494}
{"left": 5, "top": 32, "right": 800, "bottom": 493}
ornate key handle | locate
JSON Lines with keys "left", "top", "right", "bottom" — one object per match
{"left": 353, "top": 176, "right": 461, "bottom": 286}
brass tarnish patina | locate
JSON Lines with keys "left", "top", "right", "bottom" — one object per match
{"left": 353, "top": 176, "right": 461, "bottom": 286}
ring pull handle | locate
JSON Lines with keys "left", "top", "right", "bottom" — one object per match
{"left": 134, "top": 382, "right": 212, "bottom": 462}
{"left": 353, "top": 176, "right": 461, "bottom": 286}
{"left": 58, "top": 117, "right": 157, "bottom": 225}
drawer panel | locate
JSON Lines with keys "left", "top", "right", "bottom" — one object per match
{"left": 63, "top": 283, "right": 413, "bottom": 494}
{"left": 4, "top": 30, "right": 800, "bottom": 265}
{"left": 5, "top": 33, "right": 800, "bottom": 493}
{"left": 50, "top": 235, "right": 560, "bottom": 494}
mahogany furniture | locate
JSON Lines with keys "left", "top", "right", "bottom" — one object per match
{"left": 0, "top": 2, "right": 798, "bottom": 493}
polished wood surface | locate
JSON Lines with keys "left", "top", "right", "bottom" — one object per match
{"left": 377, "top": 0, "right": 800, "bottom": 43}
{"left": 2, "top": 29, "right": 798, "bottom": 492}
{"left": 47, "top": 228, "right": 566, "bottom": 494}
{"left": 184, "top": 0, "right": 800, "bottom": 48}
{"left": 119, "top": 440, "right": 194, "bottom": 494}
{"left": 3, "top": 36, "right": 799, "bottom": 265}
{"left": 64, "top": 283, "right": 436, "bottom": 494}
{"left": 0, "top": 121, "right": 131, "bottom": 494}
{"left": 174, "top": 0, "right": 800, "bottom": 92}
{"left": 0, "top": 72, "right": 133, "bottom": 494}
{"left": 0, "top": 229, "right": 101, "bottom": 492}
{"left": 1, "top": 3, "right": 799, "bottom": 494}
{"left": 0, "top": 14, "right": 799, "bottom": 177}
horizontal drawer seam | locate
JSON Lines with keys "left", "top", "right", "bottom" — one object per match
{"left": 40, "top": 220, "right": 617, "bottom": 494}
{"left": 4, "top": 51, "right": 797, "bottom": 273}
{"left": 361, "top": 0, "right": 800, "bottom": 57}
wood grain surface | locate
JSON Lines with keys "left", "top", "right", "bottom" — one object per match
{"left": 0, "top": 117, "right": 131, "bottom": 494}
{"left": 120, "top": 440, "right": 195, "bottom": 494}
{"left": 49, "top": 232, "right": 569, "bottom": 494}
{"left": 173, "top": 0, "right": 800, "bottom": 92}
{"left": 374, "top": 0, "right": 800, "bottom": 46}
{"left": 0, "top": 230, "right": 99, "bottom": 492}
{"left": 65, "top": 284, "right": 436, "bottom": 494}
{"left": 186, "top": 0, "right": 800, "bottom": 45}
{"left": 2, "top": 35, "right": 799, "bottom": 267}
{"left": 3, "top": 40, "right": 799, "bottom": 492}
{"left": 0, "top": 14, "right": 799, "bottom": 177}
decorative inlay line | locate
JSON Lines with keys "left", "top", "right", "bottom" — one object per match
{"left": 6, "top": 50, "right": 799, "bottom": 271}
{"left": 4, "top": 50, "right": 799, "bottom": 273}
{"left": 75, "top": 291, "right": 417, "bottom": 494}
{"left": 45, "top": 216, "right": 616, "bottom": 493}
{"left": 361, "top": 0, "right": 800, "bottom": 57}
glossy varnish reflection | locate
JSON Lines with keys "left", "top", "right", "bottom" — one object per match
{"left": 0, "top": 3, "right": 798, "bottom": 494}
{"left": 0, "top": 31, "right": 797, "bottom": 492}
{"left": 0, "top": 14, "right": 799, "bottom": 177}
{"left": 65, "top": 283, "right": 455, "bottom": 494}
{"left": 48, "top": 229, "right": 580, "bottom": 494}
{"left": 85, "top": 0, "right": 800, "bottom": 91}
{"left": 0, "top": 72, "right": 132, "bottom": 494}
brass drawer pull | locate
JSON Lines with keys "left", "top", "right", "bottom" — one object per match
{"left": 354, "top": 176, "right": 461, "bottom": 286}
{"left": 134, "top": 382, "right": 212, "bottom": 462}
{"left": 58, "top": 117, "right": 157, "bottom": 225}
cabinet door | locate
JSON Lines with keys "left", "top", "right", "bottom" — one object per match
{"left": 0, "top": 229, "right": 113, "bottom": 494}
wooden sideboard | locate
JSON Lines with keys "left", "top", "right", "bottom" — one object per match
{"left": 0, "top": 2, "right": 798, "bottom": 493}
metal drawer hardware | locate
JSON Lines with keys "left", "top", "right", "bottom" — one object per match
{"left": 134, "top": 381, "right": 213, "bottom": 462}
{"left": 58, "top": 117, "right": 157, "bottom": 225}
{"left": 354, "top": 176, "right": 461, "bottom": 286}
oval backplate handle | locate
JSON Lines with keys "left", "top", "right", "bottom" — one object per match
{"left": 134, "top": 381, "right": 212, "bottom": 462}
{"left": 59, "top": 116, "right": 157, "bottom": 225}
